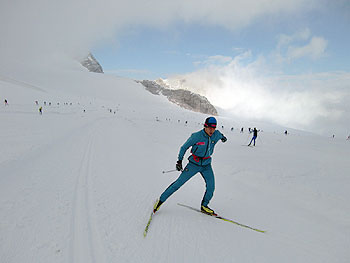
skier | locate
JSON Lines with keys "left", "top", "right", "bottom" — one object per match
{"left": 39, "top": 106, "right": 42, "bottom": 115}
{"left": 153, "top": 117, "right": 227, "bottom": 215}
{"left": 4, "top": 99, "right": 8, "bottom": 106}
{"left": 248, "top": 127, "right": 259, "bottom": 146}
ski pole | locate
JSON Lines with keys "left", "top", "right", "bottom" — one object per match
{"left": 162, "top": 169, "right": 178, "bottom": 174}
{"left": 244, "top": 134, "right": 250, "bottom": 145}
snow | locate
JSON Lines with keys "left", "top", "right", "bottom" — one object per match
{"left": 1, "top": 60, "right": 350, "bottom": 263}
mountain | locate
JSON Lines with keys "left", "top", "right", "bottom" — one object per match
{"left": 79, "top": 53, "right": 217, "bottom": 116}
{"left": 138, "top": 79, "right": 218, "bottom": 115}
{"left": 80, "top": 52, "right": 104, "bottom": 73}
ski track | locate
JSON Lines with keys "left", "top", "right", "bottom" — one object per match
{"left": 69, "top": 125, "right": 106, "bottom": 263}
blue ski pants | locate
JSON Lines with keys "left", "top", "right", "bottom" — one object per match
{"left": 248, "top": 136, "right": 257, "bottom": 146}
{"left": 160, "top": 162, "right": 215, "bottom": 206}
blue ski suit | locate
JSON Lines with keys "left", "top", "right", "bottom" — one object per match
{"left": 160, "top": 129, "right": 225, "bottom": 206}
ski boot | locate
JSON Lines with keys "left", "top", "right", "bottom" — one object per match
{"left": 201, "top": 205, "right": 217, "bottom": 216}
{"left": 153, "top": 199, "right": 163, "bottom": 213}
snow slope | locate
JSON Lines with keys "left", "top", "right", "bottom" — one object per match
{"left": 1, "top": 61, "right": 350, "bottom": 263}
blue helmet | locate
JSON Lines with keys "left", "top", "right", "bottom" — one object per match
{"left": 204, "top": 117, "right": 217, "bottom": 128}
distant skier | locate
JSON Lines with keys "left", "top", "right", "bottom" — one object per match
{"left": 39, "top": 106, "right": 42, "bottom": 115}
{"left": 248, "top": 127, "right": 259, "bottom": 146}
{"left": 4, "top": 99, "right": 8, "bottom": 106}
{"left": 285, "top": 130, "right": 288, "bottom": 135}
{"left": 240, "top": 127, "right": 244, "bottom": 133}
{"left": 153, "top": 117, "right": 227, "bottom": 215}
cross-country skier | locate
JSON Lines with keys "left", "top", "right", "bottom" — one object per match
{"left": 248, "top": 127, "right": 259, "bottom": 146}
{"left": 153, "top": 116, "right": 227, "bottom": 215}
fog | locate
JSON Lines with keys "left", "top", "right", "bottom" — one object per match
{"left": 164, "top": 53, "right": 350, "bottom": 137}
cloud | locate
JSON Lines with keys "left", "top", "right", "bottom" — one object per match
{"left": 277, "top": 28, "right": 311, "bottom": 48}
{"left": 287, "top": 37, "right": 328, "bottom": 60}
{"left": 194, "top": 55, "right": 233, "bottom": 66}
{"left": 275, "top": 29, "right": 328, "bottom": 62}
{"left": 0, "top": 0, "right": 319, "bottom": 62}
{"left": 164, "top": 53, "right": 350, "bottom": 136}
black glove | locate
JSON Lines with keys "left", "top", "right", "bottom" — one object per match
{"left": 176, "top": 160, "right": 183, "bottom": 171}
{"left": 221, "top": 135, "right": 227, "bottom": 143}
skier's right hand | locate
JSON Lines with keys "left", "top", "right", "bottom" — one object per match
{"left": 176, "top": 160, "right": 183, "bottom": 171}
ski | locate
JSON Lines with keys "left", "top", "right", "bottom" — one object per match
{"left": 143, "top": 200, "right": 158, "bottom": 237}
{"left": 143, "top": 211, "right": 154, "bottom": 237}
{"left": 177, "top": 203, "right": 266, "bottom": 233}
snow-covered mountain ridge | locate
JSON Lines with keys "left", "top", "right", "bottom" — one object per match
{"left": 138, "top": 79, "right": 218, "bottom": 115}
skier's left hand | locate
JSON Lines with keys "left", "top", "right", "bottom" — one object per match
{"left": 221, "top": 135, "right": 227, "bottom": 143}
{"left": 176, "top": 160, "right": 183, "bottom": 171}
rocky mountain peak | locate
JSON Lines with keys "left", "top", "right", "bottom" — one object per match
{"left": 138, "top": 80, "right": 218, "bottom": 116}
{"left": 80, "top": 53, "right": 104, "bottom": 73}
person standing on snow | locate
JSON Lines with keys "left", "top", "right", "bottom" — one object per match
{"left": 248, "top": 127, "right": 259, "bottom": 146}
{"left": 153, "top": 117, "right": 227, "bottom": 215}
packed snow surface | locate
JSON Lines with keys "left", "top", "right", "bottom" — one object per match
{"left": 1, "top": 62, "right": 349, "bottom": 263}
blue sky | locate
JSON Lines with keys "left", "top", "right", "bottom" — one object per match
{"left": 92, "top": 1, "right": 349, "bottom": 80}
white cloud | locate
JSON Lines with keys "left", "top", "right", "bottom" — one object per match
{"left": 274, "top": 29, "right": 328, "bottom": 62}
{"left": 165, "top": 54, "right": 350, "bottom": 136}
{"left": 0, "top": 0, "right": 319, "bottom": 62}
{"left": 277, "top": 28, "right": 311, "bottom": 48}
{"left": 194, "top": 55, "right": 233, "bottom": 66}
{"left": 287, "top": 36, "right": 328, "bottom": 60}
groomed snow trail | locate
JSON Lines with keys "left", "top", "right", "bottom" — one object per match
{"left": 69, "top": 123, "right": 107, "bottom": 263}
{"left": 0, "top": 106, "right": 111, "bottom": 262}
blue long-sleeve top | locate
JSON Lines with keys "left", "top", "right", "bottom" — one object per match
{"left": 178, "top": 129, "right": 224, "bottom": 166}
